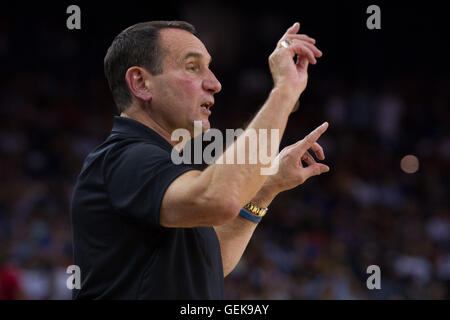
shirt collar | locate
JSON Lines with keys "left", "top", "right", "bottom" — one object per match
{"left": 111, "top": 116, "right": 174, "bottom": 152}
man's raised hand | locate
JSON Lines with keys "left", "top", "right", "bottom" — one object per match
{"left": 268, "top": 22, "right": 322, "bottom": 105}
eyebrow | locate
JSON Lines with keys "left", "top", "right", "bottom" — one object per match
{"left": 182, "top": 52, "right": 212, "bottom": 64}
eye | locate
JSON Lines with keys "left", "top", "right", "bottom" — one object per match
{"left": 186, "top": 63, "right": 200, "bottom": 72}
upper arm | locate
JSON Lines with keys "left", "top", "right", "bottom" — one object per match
{"left": 160, "top": 167, "right": 237, "bottom": 228}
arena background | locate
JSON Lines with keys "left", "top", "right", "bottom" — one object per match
{"left": 0, "top": 1, "right": 449, "bottom": 299}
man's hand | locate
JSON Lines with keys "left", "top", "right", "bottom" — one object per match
{"left": 268, "top": 22, "right": 322, "bottom": 104}
{"left": 258, "top": 122, "right": 330, "bottom": 201}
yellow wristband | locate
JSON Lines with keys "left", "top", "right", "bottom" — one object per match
{"left": 243, "top": 201, "right": 268, "bottom": 218}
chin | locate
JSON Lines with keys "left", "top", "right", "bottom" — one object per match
{"left": 201, "top": 119, "right": 211, "bottom": 132}
{"left": 189, "top": 118, "right": 210, "bottom": 138}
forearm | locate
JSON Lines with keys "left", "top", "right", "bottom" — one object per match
{"left": 214, "top": 187, "right": 278, "bottom": 277}
{"left": 200, "top": 87, "right": 296, "bottom": 211}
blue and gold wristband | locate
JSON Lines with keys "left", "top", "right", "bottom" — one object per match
{"left": 239, "top": 209, "right": 262, "bottom": 223}
{"left": 238, "top": 202, "right": 268, "bottom": 223}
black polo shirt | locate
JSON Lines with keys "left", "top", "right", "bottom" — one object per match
{"left": 70, "top": 116, "right": 224, "bottom": 299}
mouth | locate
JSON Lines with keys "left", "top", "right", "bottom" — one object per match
{"left": 200, "top": 101, "right": 213, "bottom": 114}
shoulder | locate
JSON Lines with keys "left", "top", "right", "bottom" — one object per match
{"left": 106, "top": 140, "right": 171, "bottom": 165}
{"left": 103, "top": 140, "right": 193, "bottom": 179}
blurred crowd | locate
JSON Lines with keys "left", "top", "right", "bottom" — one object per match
{"left": 225, "top": 76, "right": 450, "bottom": 299}
{"left": 1, "top": 4, "right": 449, "bottom": 300}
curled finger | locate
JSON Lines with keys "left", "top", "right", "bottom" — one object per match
{"left": 290, "top": 38, "right": 322, "bottom": 58}
{"left": 285, "top": 34, "right": 316, "bottom": 44}
{"left": 289, "top": 42, "right": 317, "bottom": 64}
{"left": 310, "top": 142, "right": 325, "bottom": 160}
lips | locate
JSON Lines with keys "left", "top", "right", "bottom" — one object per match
{"left": 200, "top": 104, "right": 212, "bottom": 115}
{"left": 200, "top": 101, "right": 214, "bottom": 115}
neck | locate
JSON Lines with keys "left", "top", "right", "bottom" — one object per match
{"left": 120, "top": 106, "right": 177, "bottom": 147}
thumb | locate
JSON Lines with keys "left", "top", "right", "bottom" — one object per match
{"left": 303, "top": 163, "right": 330, "bottom": 180}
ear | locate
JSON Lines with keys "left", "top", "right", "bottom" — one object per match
{"left": 125, "top": 66, "right": 153, "bottom": 103}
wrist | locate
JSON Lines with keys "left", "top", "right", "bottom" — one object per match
{"left": 239, "top": 201, "right": 269, "bottom": 224}
{"left": 251, "top": 186, "right": 278, "bottom": 208}
{"left": 239, "top": 188, "right": 276, "bottom": 224}
{"left": 270, "top": 86, "right": 300, "bottom": 112}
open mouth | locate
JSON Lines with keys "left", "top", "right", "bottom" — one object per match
{"left": 200, "top": 102, "right": 213, "bottom": 111}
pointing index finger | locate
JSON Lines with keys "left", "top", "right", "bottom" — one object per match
{"left": 294, "top": 122, "right": 329, "bottom": 156}
{"left": 284, "top": 22, "right": 300, "bottom": 36}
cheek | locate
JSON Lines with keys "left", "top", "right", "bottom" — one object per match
{"left": 173, "top": 75, "right": 201, "bottom": 102}
{"left": 155, "top": 72, "right": 203, "bottom": 120}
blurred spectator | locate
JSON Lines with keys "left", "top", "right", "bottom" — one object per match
{"left": 0, "top": 245, "right": 24, "bottom": 299}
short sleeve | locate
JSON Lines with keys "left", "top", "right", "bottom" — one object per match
{"left": 104, "top": 143, "right": 196, "bottom": 229}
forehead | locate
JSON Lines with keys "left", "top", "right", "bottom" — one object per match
{"left": 159, "top": 28, "right": 211, "bottom": 63}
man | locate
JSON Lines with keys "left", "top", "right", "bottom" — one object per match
{"left": 71, "top": 20, "right": 329, "bottom": 299}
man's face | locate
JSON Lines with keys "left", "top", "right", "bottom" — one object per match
{"left": 149, "top": 28, "right": 222, "bottom": 137}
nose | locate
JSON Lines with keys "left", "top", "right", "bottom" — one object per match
{"left": 203, "top": 69, "right": 222, "bottom": 94}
